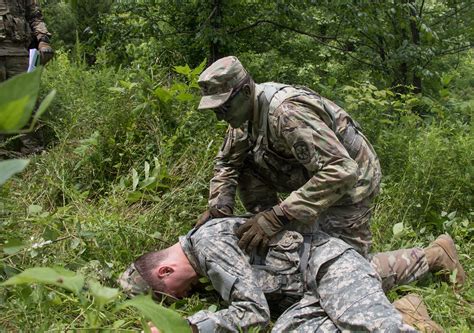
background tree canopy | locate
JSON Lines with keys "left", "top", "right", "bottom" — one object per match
{"left": 1, "top": 0, "right": 473, "bottom": 331}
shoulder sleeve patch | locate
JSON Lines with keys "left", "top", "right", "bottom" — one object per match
{"left": 292, "top": 141, "right": 313, "bottom": 164}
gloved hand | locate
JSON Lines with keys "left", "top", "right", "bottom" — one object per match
{"left": 195, "top": 205, "right": 233, "bottom": 228}
{"left": 236, "top": 205, "right": 290, "bottom": 254}
{"left": 38, "top": 41, "right": 54, "bottom": 65}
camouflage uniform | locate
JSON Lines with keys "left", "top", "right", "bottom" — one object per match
{"left": 210, "top": 83, "right": 381, "bottom": 256}
{"left": 0, "top": 0, "right": 50, "bottom": 81}
{"left": 179, "top": 218, "right": 417, "bottom": 332}
{"left": 201, "top": 57, "right": 430, "bottom": 289}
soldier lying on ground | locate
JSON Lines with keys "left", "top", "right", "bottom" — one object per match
{"left": 194, "top": 56, "right": 466, "bottom": 291}
{"left": 119, "top": 217, "right": 464, "bottom": 332}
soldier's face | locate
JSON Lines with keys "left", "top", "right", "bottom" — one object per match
{"left": 155, "top": 262, "right": 199, "bottom": 299}
{"left": 214, "top": 86, "right": 253, "bottom": 128}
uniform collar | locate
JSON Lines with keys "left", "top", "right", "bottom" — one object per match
{"left": 251, "top": 83, "right": 265, "bottom": 137}
{"left": 178, "top": 235, "right": 205, "bottom": 276}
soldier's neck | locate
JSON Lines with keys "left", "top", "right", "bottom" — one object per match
{"left": 251, "top": 84, "right": 264, "bottom": 137}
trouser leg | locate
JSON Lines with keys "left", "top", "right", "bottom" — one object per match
{"left": 5, "top": 56, "right": 29, "bottom": 78}
{"left": 318, "top": 195, "right": 374, "bottom": 257}
{"left": 314, "top": 250, "right": 417, "bottom": 332}
{"left": 272, "top": 294, "right": 339, "bottom": 333}
{"left": 0, "top": 57, "right": 6, "bottom": 82}
{"left": 237, "top": 164, "right": 278, "bottom": 213}
{"left": 316, "top": 193, "right": 430, "bottom": 292}
{"left": 370, "top": 248, "right": 430, "bottom": 292}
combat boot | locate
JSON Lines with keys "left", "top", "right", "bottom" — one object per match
{"left": 424, "top": 234, "right": 466, "bottom": 285}
{"left": 393, "top": 294, "right": 444, "bottom": 333}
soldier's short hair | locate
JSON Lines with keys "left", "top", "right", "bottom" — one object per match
{"left": 118, "top": 250, "right": 169, "bottom": 297}
{"left": 134, "top": 250, "right": 169, "bottom": 294}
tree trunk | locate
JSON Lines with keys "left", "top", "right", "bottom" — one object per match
{"left": 409, "top": 0, "right": 422, "bottom": 93}
{"left": 209, "top": 0, "right": 222, "bottom": 63}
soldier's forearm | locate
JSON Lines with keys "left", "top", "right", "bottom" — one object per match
{"left": 208, "top": 167, "right": 239, "bottom": 210}
{"left": 281, "top": 158, "right": 359, "bottom": 222}
{"left": 26, "top": 2, "right": 51, "bottom": 40}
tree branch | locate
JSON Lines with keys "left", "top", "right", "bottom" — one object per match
{"left": 430, "top": 2, "right": 473, "bottom": 26}
{"left": 228, "top": 19, "right": 336, "bottom": 41}
{"left": 228, "top": 19, "right": 383, "bottom": 70}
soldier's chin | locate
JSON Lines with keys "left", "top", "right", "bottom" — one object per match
{"left": 228, "top": 118, "right": 242, "bottom": 128}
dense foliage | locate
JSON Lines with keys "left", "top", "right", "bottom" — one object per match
{"left": 1, "top": 0, "right": 473, "bottom": 331}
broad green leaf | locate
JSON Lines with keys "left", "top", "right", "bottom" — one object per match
{"left": 0, "top": 68, "right": 42, "bottom": 131}
{"left": 27, "top": 204, "right": 43, "bottom": 215}
{"left": 113, "top": 319, "right": 126, "bottom": 329}
{"left": 392, "top": 222, "right": 404, "bottom": 236}
{"left": 29, "top": 89, "right": 56, "bottom": 130}
{"left": 119, "top": 294, "right": 191, "bottom": 333}
{"left": 132, "top": 168, "right": 139, "bottom": 191}
{"left": 449, "top": 268, "right": 458, "bottom": 284}
{"left": 2, "top": 238, "right": 24, "bottom": 255}
{"left": 0, "top": 96, "right": 31, "bottom": 131}
{"left": 127, "top": 191, "right": 143, "bottom": 203}
{"left": 140, "top": 176, "right": 157, "bottom": 189}
{"left": 1, "top": 267, "right": 85, "bottom": 294}
{"left": 0, "top": 159, "right": 30, "bottom": 186}
{"left": 176, "top": 92, "right": 195, "bottom": 102}
{"left": 198, "top": 276, "right": 209, "bottom": 283}
{"left": 208, "top": 304, "right": 218, "bottom": 312}
{"left": 144, "top": 161, "right": 150, "bottom": 180}
{"left": 108, "top": 87, "right": 125, "bottom": 93}
{"left": 89, "top": 280, "right": 119, "bottom": 307}
{"left": 170, "top": 83, "right": 188, "bottom": 93}
{"left": 174, "top": 64, "right": 191, "bottom": 76}
{"left": 191, "top": 59, "right": 207, "bottom": 76}
{"left": 154, "top": 87, "right": 172, "bottom": 103}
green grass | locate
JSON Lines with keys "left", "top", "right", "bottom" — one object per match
{"left": 1, "top": 53, "right": 473, "bottom": 331}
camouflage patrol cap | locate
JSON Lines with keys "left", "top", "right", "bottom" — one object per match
{"left": 118, "top": 263, "right": 150, "bottom": 296}
{"left": 197, "top": 56, "right": 249, "bottom": 109}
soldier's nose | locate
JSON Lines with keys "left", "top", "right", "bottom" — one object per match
{"left": 213, "top": 109, "right": 225, "bottom": 121}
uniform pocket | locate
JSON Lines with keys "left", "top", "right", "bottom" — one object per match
{"left": 266, "top": 231, "right": 303, "bottom": 274}
{"left": 11, "top": 16, "right": 28, "bottom": 41}
{"left": 252, "top": 231, "right": 305, "bottom": 293}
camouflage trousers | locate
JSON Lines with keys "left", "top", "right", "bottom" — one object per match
{"left": 237, "top": 167, "right": 431, "bottom": 293}
{"left": 0, "top": 55, "right": 28, "bottom": 82}
{"left": 272, "top": 249, "right": 417, "bottom": 332}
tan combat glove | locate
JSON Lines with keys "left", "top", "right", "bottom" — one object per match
{"left": 195, "top": 205, "right": 233, "bottom": 228}
{"left": 236, "top": 205, "right": 290, "bottom": 254}
{"left": 38, "top": 39, "right": 54, "bottom": 65}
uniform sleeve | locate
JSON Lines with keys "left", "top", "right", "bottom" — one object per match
{"left": 25, "top": 0, "right": 51, "bottom": 41}
{"left": 275, "top": 101, "right": 358, "bottom": 223}
{"left": 208, "top": 125, "right": 250, "bottom": 210}
{"left": 187, "top": 236, "right": 270, "bottom": 332}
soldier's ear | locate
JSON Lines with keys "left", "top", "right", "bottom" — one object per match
{"left": 242, "top": 84, "right": 252, "bottom": 97}
{"left": 157, "top": 266, "right": 174, "bottom": 278}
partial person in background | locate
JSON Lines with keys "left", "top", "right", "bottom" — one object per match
{"left": 0, "top": 0, "right": 54, "bottom": 157}
{"left": 0, "top": 0, "right": 53, "bottom": 82}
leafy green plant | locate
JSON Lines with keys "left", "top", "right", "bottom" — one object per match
{"left": 1, "top": 267, "right": 190, "bottom": 332}
{"left": 0, "top": 68, "right": 56, "bottom": 186}
{"left": 121, "top": 157, "right": 172, "bottom": 203}
{"left": 0, "top": 68, "right": 56, "bottom": 134}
